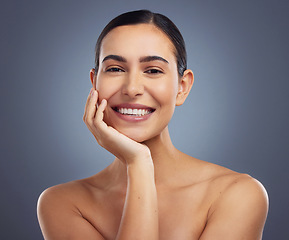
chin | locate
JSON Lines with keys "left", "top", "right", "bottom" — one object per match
{"left": 121, "top": 131, "right": 149, "bottom": 143}
{"left": 115, "top": 127, "right": 154, "bottom": 143}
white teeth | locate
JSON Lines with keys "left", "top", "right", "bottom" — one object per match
{"left": 132, "top": 109, "right": 138, "bottom": 115}
{"left": 116, "top": 108, "right": 152, "bottom": 116}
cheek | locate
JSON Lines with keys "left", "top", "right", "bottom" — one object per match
{"left": 151, "top": 78, "right": 178, "bottom": 105}
{"left": 95, "top": 77, "right": 119, "bottom": 101}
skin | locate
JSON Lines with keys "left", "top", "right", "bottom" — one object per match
{"left": 37, "top": 24, "right": 269, "bottom": 240}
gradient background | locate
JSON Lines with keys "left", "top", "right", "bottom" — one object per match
{"left": 1, "top": 0, "right": 288, "bottom": 239}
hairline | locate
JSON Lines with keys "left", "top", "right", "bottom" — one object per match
{"left": 95, "top": 22, "right": 179, "bottom": 75}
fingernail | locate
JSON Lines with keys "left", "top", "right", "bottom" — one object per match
{"left": 90, "top": 89, "right": 94, "bottom": 96}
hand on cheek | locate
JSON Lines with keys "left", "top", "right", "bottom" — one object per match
{"left": 83, "top": 88, "right": 152, "bottom": 165}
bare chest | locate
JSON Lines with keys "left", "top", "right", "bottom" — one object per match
{"left": 79, "top": 185, "right": 212, "bottom": 240}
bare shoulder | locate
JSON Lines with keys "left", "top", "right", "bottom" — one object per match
{"left": 181, "top": 155, "right": 268, "bottom": 211}
{"left": 194, "top": 158, "right": 267, "bottom": 198}
{"left": 219, "top": 172, "right": 268, "bottom": 199}
{"left": 37, "top": 177, "right": 106, "bottom": 240}
{"left": 211, "top": 171, "right": 268, "bottom": 211}
{"left": 37, "top": 180, "right": 91, "bottom": 226}
{"left": 207, "top": 162, "right": 268, "bottom": 207}
{"left": 199, "top": 160, "right": 269, "bottom": 213}
{"left": 195, "top": 160, "right": 269, "bottom": 239}
{"left": 37, "top": 174, "right": 106, "bottom": 212}
{"left": 38, "top": 180, "right": 87, "bottom": 205}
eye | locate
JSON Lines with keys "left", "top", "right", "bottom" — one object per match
{"left": 106, "top": 67, "right": 124, "bottom": 72}
{"left": 145, "top": 69, "right": 163, "bottom": 74}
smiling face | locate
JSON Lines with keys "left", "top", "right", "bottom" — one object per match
{"left": 92, "top": 24, "right": 190, "bottom": 142}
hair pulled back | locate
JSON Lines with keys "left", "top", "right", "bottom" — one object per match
{"left": 94, "top": 10, "right": 187, "bottom": 76}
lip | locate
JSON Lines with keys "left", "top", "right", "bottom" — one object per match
{"left": 111, "top": 103, "right": 156, "bottom": 122}
{"left": 111, "top": 103, "right": 155, "bottom": 110}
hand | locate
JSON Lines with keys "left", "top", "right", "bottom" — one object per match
{"left": 83, "top": 88, "right": 152, "bottom": 165}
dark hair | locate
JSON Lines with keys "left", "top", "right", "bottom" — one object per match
{"left": 94, "top": 10, "right": 187, "bottom": 76}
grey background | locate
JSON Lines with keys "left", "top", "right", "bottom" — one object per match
{"left": 1, "top": 0, "right": 288, "bottom": 239}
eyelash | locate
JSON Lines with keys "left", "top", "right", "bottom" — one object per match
{"left": 106, "top": 67, "right": 163, "bottom": 74}
{"left": 106, "top": 67, "right": 124, "bottom": 72}
{"left": 144, "top": 69, "right": 163, "bottom": 74}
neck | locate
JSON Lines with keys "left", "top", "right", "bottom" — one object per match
{"left": 107, "top": 127, "right": 190, "bottom": 188}
{"left": 143, "top": 127, "right": 179, "bottom": 166}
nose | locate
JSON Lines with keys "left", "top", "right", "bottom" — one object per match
{"left": 121, "top": 72, "right": 144, "bottom": 98}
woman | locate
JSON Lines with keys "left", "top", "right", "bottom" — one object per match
{"left": 37, "top": 10, "right": 268, "bottom": 240}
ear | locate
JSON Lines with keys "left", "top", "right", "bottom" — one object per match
{"left": 176, "top": 69, "right": 194, "bottom": 106}
{"left": 90, "top": 68, "right": 96, "bottom": 86}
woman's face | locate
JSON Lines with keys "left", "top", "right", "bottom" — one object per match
{"left": 93, "top": 24, "right": 181, "bottom": 142}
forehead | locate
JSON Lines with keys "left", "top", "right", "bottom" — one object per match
{"left": 99, "top": 24, "right": 176, "bottom": 61}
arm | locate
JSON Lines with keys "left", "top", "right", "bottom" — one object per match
{"left": 86, "top": 89, "right": 159, "bottom": 239}
{"left": 116, "top": 161, "right": 158, "bottom": 240}
{"left": 38, "top": 89, "right": 159, "bottom": 240}
{"left": 199, "top": 175, "right": 269, "bottom": 240}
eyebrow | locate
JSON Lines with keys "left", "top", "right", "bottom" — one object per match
{"left": 102, "top": 55, "right": 169, "bottom": 64}
{"left": 139, "top": 56, "right": 169, "bottom": 64}
{"left": 102, "top": 55, "right": 126, "bottom": 63}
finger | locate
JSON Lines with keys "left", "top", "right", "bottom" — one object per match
{"left": 83, "top": 88, "right": 93, "bottom": 120}
{"left": 94, "top": 99, "right": 107, "bottom": 124}
{"left": 92, "top": 99, "right": 109, "bottom": 143}
{"left": 84, "top": 89, "right": 98, "bottom": 123}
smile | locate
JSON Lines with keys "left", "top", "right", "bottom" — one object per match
{"left": 113, "top": 107, "right": 154, "bottom": 116}
{"left": 111, "top": 103, "right": 156, "bottom": 122}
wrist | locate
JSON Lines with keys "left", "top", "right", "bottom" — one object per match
{"left": 125, "top": 147, "right": 152, "bottom": 165}
{"left": 127, "top": 156, "right": 155, "bottom": 178}
{"left": 127, "top": 154, "right": 153, "bottom": 168}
